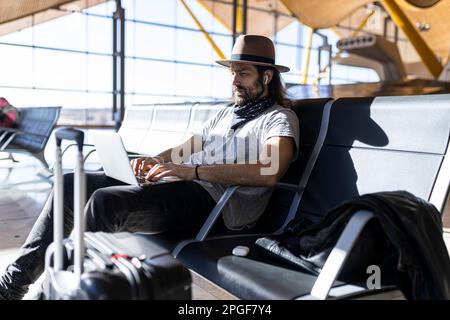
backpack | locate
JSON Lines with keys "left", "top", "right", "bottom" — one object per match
{"left": 0, "top": 98, "right": 20, "bottom": 128}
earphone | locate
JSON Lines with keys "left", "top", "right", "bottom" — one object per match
{"left": 264, "top": 75, "right": 268, "bottom": 85}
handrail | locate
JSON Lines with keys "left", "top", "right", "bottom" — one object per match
{"left": 172, "top": 185, "right": 239, "bottom": 257}
{"left": 308, "top": 210, "right": 376, "bottom": 300}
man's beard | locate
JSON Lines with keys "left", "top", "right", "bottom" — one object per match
{"left": 233, "top": 78, "right": 265, "bottom": 106}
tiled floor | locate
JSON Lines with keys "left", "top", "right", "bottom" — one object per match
{"left": 0, "top": 153, "right": 51, "bottom": 299}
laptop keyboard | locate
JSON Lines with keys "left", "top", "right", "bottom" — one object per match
{"left": 136, "top": 175, "right": 162, "bottom": 185}
{"left": 136, "top": 175, "right": 148, "bottom": 184}
{"left": 136, "top": 174, "right": 181, "bottom": 186}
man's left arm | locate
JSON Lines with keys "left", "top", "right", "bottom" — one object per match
{"left": 145, "top": 136, "right": 295, "bottom": 187}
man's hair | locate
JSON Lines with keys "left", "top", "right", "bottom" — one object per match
{"left": 256, "top": 65, "right": 287, "bottom": 107}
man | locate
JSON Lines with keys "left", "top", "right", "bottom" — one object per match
{"left": 0, "top": 34, "right": 299, "bottom": 299}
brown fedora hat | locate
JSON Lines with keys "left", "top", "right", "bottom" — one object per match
{"left": 216, "top": 35, "right": 290, "bottom": 73}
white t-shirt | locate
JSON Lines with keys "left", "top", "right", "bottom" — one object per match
{"left": 186, "top": 103, "right": 300, "bottom": 230}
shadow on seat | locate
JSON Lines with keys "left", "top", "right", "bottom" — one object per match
{"left": 174, "top": 94, "right": 450, "bottom": 300}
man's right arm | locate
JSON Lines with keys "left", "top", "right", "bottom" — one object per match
{"left": 131, "top": 134, "right": 200, "bottom": 175}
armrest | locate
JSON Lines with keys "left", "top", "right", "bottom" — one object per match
{"left": 172, "top": 182, "right": 304, "bottom": 256}
{"left": 172, "top": 185, "right": 240, "bottom": 257}
{"left": 49, "top": 143, "right": 96, "bottom": 170}
{"left": 63, "top": 143, "right": 139, "bottom": 164}
{"left": 195, "top": 185, "right": 240, "bottom": 241}
{"left": 0, "top": 127, "right": 48, "bottom": 151}
{"left": 307, "top": 210, "right": 376, "bottom": 300}
{"left": 0, "top": 127, "right": 46, "bottom": 138}
{"left": 0, "top": 131, "right": 16, "bottom": 150}
{"left": 273, "top": 183, "right": 306, "bottom": 235}
{"left": 275, "top": 182, "right": 305, "bottom": 192}
{"left": 0, "top": 131, "right": 17, "bottom": 151}
{"left": 61, "top": 143, "right": 95, "bottom": 157}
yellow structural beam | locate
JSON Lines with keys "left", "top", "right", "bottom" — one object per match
{"left": 195, "top": 0, "right": 230, "bottom": 32}
{"left": 381, "top": 0, "right": 443, "bottom": 79}
{"left": 236, "top": 0, "right": 243, "bottom": 34}
{"left": 301, "top": 26, "right": 314, "bottom": 84}
{"left": 179, "top": 0, "right": 226, "bottom": 59}
{"left": 351, "top": 9, "right": 375, "bottom": 37}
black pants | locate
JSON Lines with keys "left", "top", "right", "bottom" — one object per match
{"left": 0, "top": 172, "right": 216, "bottom": 300}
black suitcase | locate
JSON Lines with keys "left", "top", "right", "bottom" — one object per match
{"left": 42, "top": 127, "right": 191, "bottom": 300}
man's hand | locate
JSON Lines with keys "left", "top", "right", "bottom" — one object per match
{"left": 145, "top": 163, "right": 195, "bottom": 181}
{"left": 131, "top": 157, "right": 162, "bottom": 176}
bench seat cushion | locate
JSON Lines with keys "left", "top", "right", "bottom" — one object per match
{"left": 175, "top": 235, "right": 348, "bottom": 299}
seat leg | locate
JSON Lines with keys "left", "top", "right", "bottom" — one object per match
{"left": 35, "top": 151, "right": 54, "bottom": 181}
{"left": 8, "top": 152, "right": 18, "bottom": 162}
{"left": 0, "top": 152, "right": 18, "bottom": 162}
{"left": 34, "top": 150, "right": 49, "bottom": 169}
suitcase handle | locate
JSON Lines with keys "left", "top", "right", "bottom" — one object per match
{"left": 53, "top": 127, "right": 86, "bottom": 281}
{"left": 55, "top": 127, "right": 85, "bottom": 150}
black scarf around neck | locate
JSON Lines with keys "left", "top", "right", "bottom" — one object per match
{"left": 231, "top": 96, "right": 275, "bottom": 130}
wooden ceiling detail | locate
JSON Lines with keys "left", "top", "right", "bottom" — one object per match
{"left": 280, "top": 0, "right": 449, "bottom": 67}
{"left": 197, "top": 0, "right": 294, "bottom": 37}
{"left": 280, "top": 0, "right": 371, "bottom": 28}
{"left": 1, "top": 0, "right": 449, "bottom": 77}
{"left": 0, "top": 0, "right": 107, "bottom": 37}
{"left": 0, "top": 0, "right": 74, "bottom": 25}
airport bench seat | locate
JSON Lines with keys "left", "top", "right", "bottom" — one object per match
{"left": 177, "top": 94, "right": 450, "bottom": 300}
{"left": 125, "top": 98, "right": 331, "bottom": 253}
{"left": 0, "top": 106, "right": 61, "bottom": 169}
{"left": 119, "top": 94, "right": 449, "bottom": 299}
{"left": 118, "top": 101, "right": 228, "bottom": 157}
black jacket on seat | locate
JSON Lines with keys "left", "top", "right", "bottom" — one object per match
{"left": 257, "top": 191, "right": 450, "bottom": 300}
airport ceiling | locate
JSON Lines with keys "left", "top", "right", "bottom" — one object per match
{"left": 1, "top": 0, "right": 449, "bottom": 74}
{"left": 0, "top": 0, "right": 107, "bottom": 36}
{"left": 200, "top": 0, "right": 449, "bottom": 76}
{"left": 280, "top": 0, "right": 449, "bottom": 64}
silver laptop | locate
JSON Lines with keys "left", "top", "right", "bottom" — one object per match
{"left": 90, "top": 130, "right": 181, "bottom": 187}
